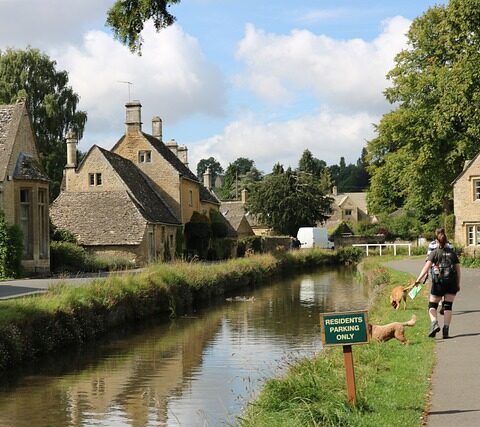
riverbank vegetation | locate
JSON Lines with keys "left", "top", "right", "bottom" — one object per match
{"left": 0, "top": 248, "right": 362, "bottom": 372}
{"left": 239, "top": 257, "right": 434, "bottom": 427}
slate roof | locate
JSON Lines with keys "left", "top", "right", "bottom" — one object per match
{"left": 98, "top": 147, "right": 180, "bottom": 225}
{"left": 113, "top": 132, "right": 220, "bottom": 205}
{"left": 13, "top": 152, "right": 49, "bottom": 182}
{"left": 51, "top": 191, "right": 149, "bottom": 245}
{"left": 332, "top": 192, "right": 368, "bottom": 214}
{"left": 51, "top": 146, "right": 181, "bottom": 246}
{"left": 451, "top": 152, "right": 480, "bottom": 185}
{"left": 221, "top": 201, "right": 248, "bottom": 230}
{"left": 0, "top": 103, "right": 21, "bottom": 181}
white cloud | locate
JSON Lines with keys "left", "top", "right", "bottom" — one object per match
{"left": 54, "top": 23, "right": 226, "bottom": 151}
{"left": 0, "top": 0, "right": 111, "bottom": 48}
{"left": 235, "top": 16, "right": 410, "bottom": 113}
{"left": 190, "top": 108, "right": 379, "bottom": 173}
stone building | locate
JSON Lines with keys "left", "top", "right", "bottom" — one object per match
{"left": 111, "top": 101, "right": 220, "bottom": 223}
{"left": 51, "top": 101, "right": 220, "bottom": 264}
{"left": 453, "top": 152, "right": 480, "bottom": 251}
{"left": 51, "top": 137, "right": 181, "bottom": 264}
{"left": 324, "top": 187, "right": 372, "bottom": 229}
{"left": 0, "top": 100, "right": 50, "bottom": 273}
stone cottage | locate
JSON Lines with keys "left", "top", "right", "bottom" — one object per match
{"left": 111, "top": 101, "right": 220, "bottom": 223}
{"left": 325, "top": 187, "right": 372, "bottom": 229}
{"left": 0, "top": 100, "right": 50, "bottom": 273}
{"left": 50, "top": 134, "right": 181, "bottom": 264}
{"left": 51, "top": 101, "right": 222, "bottom": 264}
{"left": 453, "top": 152, "right": 480, "bottom": 251}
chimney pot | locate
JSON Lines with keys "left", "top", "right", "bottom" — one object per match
{"left": 241, "top": 188, "right": 248, "bottom": 204}
{"left": 65, "top": 129, "right": 78, "bottom": 168}
{"left": 203, "top": 167, "right": 212, "bottom": 189}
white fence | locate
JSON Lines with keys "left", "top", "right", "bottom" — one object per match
{"left": 351, "top": 243, "right": 412, "bottom": 256}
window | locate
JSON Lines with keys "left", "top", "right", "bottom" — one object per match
{"left": 189, "top": 189, "right": 193, "bottom": 206}
{"left": 467, "top": 224, "right": 480, "bottom": 245}
{"left": 138, "top": 150, "right": 152, "bottom": 163}
{"left": 88, "top": 173, "right": 102, "bottom": 186}
{"left": 38, "top": 189, "right": 48, "bottom": 258}
{"left": 344, "top": 209, "right": 352, "bottom": 216}
{"left": 474, "top": 179, "right": 480, "bottom": 200}
{"left": 20, "top": 189, "right": 32, "bottom": 258}
{"left": 161, "top": 226, "right": 165, "bottom": 243}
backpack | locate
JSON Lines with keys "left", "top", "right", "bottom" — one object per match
{"left": 431, "top": 248, "right": 456, "bottom": 286}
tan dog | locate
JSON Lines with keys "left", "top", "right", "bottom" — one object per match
{"left": 368, "top": 315, "right": 416, "bottom": 344}
{"left": 390, "top": 281, "right": 417, "bottom": 310}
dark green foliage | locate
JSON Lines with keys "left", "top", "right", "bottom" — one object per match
{"left": 330, "top": 221, "right": 353, "bottom": 237}
{"left": 241, "top": 235, "right": 263, "bottom": 254}
{"left": 196, "top": 157, "right": 223, "bottom": 183}
{"left": 107, "top": 0, "right": 181, "bottom": 53}
{"left": 247, "top": 167, "right": 332, "bottom": 236}
{"left": 5, "top": 225, "right": 23, "bottom": 278}
{"left": 209, "top": 209, "right": 229, "bottom": 238}
{"left": 50, "top": 242, "right": 89, "bottom": 273}
{"left": 50, "top": 223, "right": 77, "bottom": 243}
{"left": 0, "top": 48, "right": 87, "bottom": 199}
{"left": 184, "top": 212, "right": 211, "bottom": 258}
{"left": 220, "top": 157, "right": 262, "bottom": 200}
{"left": 367, "top": 0, "right": 480, "bottom": 220}
{"left": 0, "top": 210, "right": 24, "bottom": 278}
{"left": 175, "top": 226, "right": 184, "bottom": 257}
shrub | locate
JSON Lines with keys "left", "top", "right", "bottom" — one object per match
{"left": 0, "top": 210, "right": 24, "bottom": 278}
{"left": 184, "top": 212, "right": 211, "bottom": 258}
{"left": 209, "top": 209, "right": 229, "bottom": 238}
{"left": 50, "top": 241, "right": 89, "bottom": 273}
{"left": 241, "top": 235, "right": 263, "bottom": 253}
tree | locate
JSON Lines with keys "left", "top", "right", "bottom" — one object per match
{"left": 220, "top": 157, "right": 261, "bottom": 200}
{"left": 107, "top": 0, "right": 180, "bottom": 53}
{"left": 247, "top": 167, "right": 332, "bottom": 236}
{"left": 196, "top": 157, "right": 223, "bottom": 184}
{"left": 297, "top": 149, "right": 327, "bottom": 177}
{"left": 367, "top": 0, "right": 480, "bottom": 221}
{"left": 0, "top": 48, "right": 87, "bottom": 198}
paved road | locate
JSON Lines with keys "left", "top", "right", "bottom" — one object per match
{"left": 385, "top": 258, "right": 480, "bottom": 427}
{"left": 0, "top": 269, "right": 143, "bottom": 299}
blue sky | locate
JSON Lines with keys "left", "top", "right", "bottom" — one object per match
{"left": 0, "top": 0, "right": 447, "bottom": 173}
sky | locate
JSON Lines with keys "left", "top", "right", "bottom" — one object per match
{"left": 0, "top": 0, "right": 448, "bottom": 174}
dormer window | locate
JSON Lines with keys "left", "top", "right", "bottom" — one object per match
{"left": 88, "top": 173, "right": 103, "bottom": 186}
{"left": 138, "top": 150, "right": 152, "bottom": 163}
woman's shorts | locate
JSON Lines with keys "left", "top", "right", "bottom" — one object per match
{"left": 431, "top": 280, "right": 458, "bottom": 297}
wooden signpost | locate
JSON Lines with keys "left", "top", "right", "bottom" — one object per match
{"left": 319, "top": 310, "right": 369, "bottom": 405}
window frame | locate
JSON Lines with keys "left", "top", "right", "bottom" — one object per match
{"left": 138, "top": 150, "right": 152, "bottom": 163}
{"left": 88, "top": 173, "right": 103, "bottom": 186}
{"left": 466, "top": 224, "right": 480, "bottom": 246}
{"left": 38, "top": 188, "right": 49, "bottom": 259}
{"left": 19, "top": 188, "right": 32, "bottom": 258}
{"left": 474, "top": 179, "right": 480, "bottom": 201}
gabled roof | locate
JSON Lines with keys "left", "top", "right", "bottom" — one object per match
{"left": 97, "top": 146, "right": 180, "bottom": 225}
{"left": 112, "top": 132, "right": 220, "bottom": 205}
{"left": 51, "top": 191, "right": 149, "bottom": 246}
{"left": 332, "top": 192, "right": 368, "bottom": 214}
{"left": 0, "top": 103, "right": 22, "bottom": 181}
{"left": 221, "top": 200, "right": 248, "bottom": 230}
{"left": 452, "top": 151, "right": 480, "bottom": 185}
{"left": 13, "top": 152, "right": 49, "bottom": 182}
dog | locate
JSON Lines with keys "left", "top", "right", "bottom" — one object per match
{"left": 390, "top": 281, "right": 417, "bottom": 310}
{"left": 368, "top": 314, "right": 416, "bottom": 344}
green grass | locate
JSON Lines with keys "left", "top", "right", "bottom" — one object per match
{"left": 239, "top": 257, "right": 434, "bottom": 427}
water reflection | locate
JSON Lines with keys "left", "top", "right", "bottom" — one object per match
{"left": 0, "top": 267, "right": 368, "bottom": 427}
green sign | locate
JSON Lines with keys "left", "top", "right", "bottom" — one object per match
{"left": 320, "top": 311, "right": 369, "bottom": 346}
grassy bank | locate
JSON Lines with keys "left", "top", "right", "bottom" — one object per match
{"left": 0, "top": 248, "right": 360, "bottom": 372}
{"left": 239, "top": 257, "right": 435, "bottom": 427}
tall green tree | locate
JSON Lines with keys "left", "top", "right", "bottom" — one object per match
{"left": 247, "top": 166, "right": 332, "bottom": 236}
{"left": 220, "top": 157, "right": 261, "bottom": 200}
{"left": 107, "top": 0, "right": 180, "bottom": 53}
{"left": 0, "top": 48, "right": 87, "bottom": 198}
{"left": 196, "top": 157, "right": 223, "bottom": 184}
{"left": 367, "top": 0, "right": 480, "bottom": 220}
{"left": 297, "top": 149, "right": 327, "bottom": 177}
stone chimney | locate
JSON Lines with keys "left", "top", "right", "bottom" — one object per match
{"left": 65, "top": 129, "right": 78, "bottom": 168}
{"left": 125, "top": 100, "right": 142, "bottom": 134}
{"left": 177, "top": 145, "right": 188, "bottom": 167}
{"left": 152, "top": 116, "right": 162, "bottom": 140}
{"left": 203, "top": 167, "right": 212, "bottom": 189}
{"left": 166, "top": 139, "right": 178, "bottom": 156}
{"left": 332, "top": 185, "right": 338, "bottom": 196}
{"left": 241, "top": 188, "right": 248, "bottom": 204}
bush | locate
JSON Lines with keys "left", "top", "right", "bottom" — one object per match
{"left": 241, "top": 235, "right": 263, "bottom": 253}
{"left": 0, "top": 210, "right": 24, "bottom": 278}
{"left": 184, "top": 212, "right": 211, "bottom": 258}
{"left": 50, "top": 241, "right": 89, "bottom": 273}
{"left": 209, "top": 209, "right": 229, "bottom": 238}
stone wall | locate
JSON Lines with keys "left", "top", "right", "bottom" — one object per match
{"left": 334, "top": 234, "right": 386, "bottom": 248}
{"left": 453, "top": 156, "right": 480, "bottom": 247}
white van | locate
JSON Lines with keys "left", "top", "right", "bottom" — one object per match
{"left": 297, "top": 227, "right": 334, "bottom": 250}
